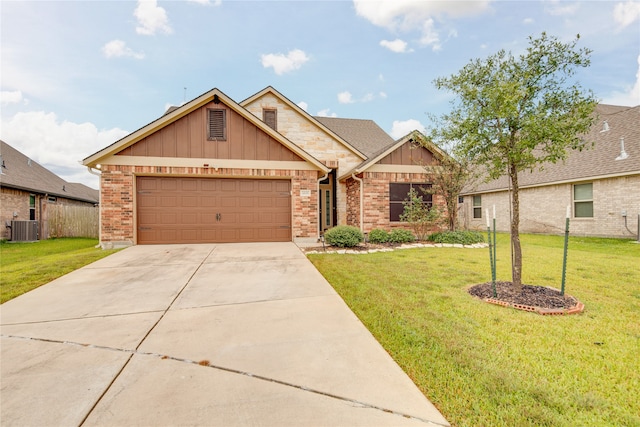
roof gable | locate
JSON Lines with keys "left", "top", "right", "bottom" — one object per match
{"left": 339, "top": 130, "right": 450, "bottom": 180}
{"left": 1, "top": 140, "right": 99, "bottom": 203}
{"left": 241, "top": 86, "right": 367, "bottom": 160}
{"left": 83, "top": 88, "right": 329, "bottom": 172}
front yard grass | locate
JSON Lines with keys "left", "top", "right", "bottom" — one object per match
{"left": 0, "top": 238, "right": 120, "bottom": 303}
{"left": 308, "top": 234, "right": 640, "bottom": 427}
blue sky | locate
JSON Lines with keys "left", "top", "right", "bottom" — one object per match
{"left": 1, "top": 0, "right": 639, "bottom": 189}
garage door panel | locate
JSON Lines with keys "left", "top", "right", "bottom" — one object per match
{"left": 161, "top": 180, "right": 178, "bottom": 191}
{"left": 181, "top": 180, "right": 198, "bottom": 191}
{"left": 180, "top": 213, "right": 198, "bottom": 225}
{"left": 181, "top": 196, "right": 199, "bottom": 207}
{"left": 160, "top": 213, "right": 177, "bottom": 224}
{"left": 201, "top": 196, "right": 217, "bottom": 207}
{"left": 137, "top": 177, "right": 291, "bottom": 244}
{"left": 220, "top": 181, "right": 237, "bottom": 192}
{"left": 221, "top": 197, "right": 237, "bottom": 208}
{"left": 160, "top": 196, "right": 178, "bottom": 207}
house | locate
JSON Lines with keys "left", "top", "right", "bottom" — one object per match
{"left": 0, "top": 140, "right": 99, "bottom": 241}
{"left": 459, "top": 104, "right": 640, "bottom": 239}
{"left": 82, "top": 86, "right": 446, "bottom": 247}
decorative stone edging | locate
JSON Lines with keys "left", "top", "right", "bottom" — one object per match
{"left": 484, "top": 297, "right": 585, "bottom": 316}
{"left": 305, "top": 242, "right": 488, "bottom": 255}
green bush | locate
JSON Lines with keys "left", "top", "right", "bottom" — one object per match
{"left": 388, "top": 229, "right": 415, "bottom": 244}
{"left": 324, "top": 225, "right": 364, "bottom": 248}
{"left": 368, "top": 229, "right": 389, "bottom": 244}
{"left": 428, "top": 230, "right": 485, "bottom": 245}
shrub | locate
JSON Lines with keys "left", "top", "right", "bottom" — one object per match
{"left": 428, "top": 230, "right": 485, "bottom": 245}
{"left": 368, "top": 229, "right": 389, "bottom": 244}
{"left": 388, "top": 229, "right": 415, "bottom": 244}
{"left": 399, "top": 188, "right": 443, "bottom": 240}
{"left": 324, "top": 225, "right": 364, "bottom": 248}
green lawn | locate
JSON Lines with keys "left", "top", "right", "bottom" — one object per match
{"left": 309, "top": 234, "right": 640, "bottom": 427}
{"left": 0, "top": 238, "right": 120, "bottom": 303}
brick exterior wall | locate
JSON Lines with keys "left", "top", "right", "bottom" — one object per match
{"left": 1, "top": 187, "right": 96, "bottom": 240}
{"left": 99, "top": 165, "right": 320, "bottom": 246}
{"left": 346, "top": 171, "right": 446, "bottom": 234}
{"left": 244, "top": 93, "right": 363, "bottom": 225}
{"left": 461, "top": 174, "right": 640, "bottom": 238}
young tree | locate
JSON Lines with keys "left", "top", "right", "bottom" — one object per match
{"left": 412, "top": 133, "right": 475, "bottom": 231}
{"left": 400, "top": 188, "right": 442, "bottom": 240}
{"left": 431, "top": 32, "right": 598, "bottom": 290}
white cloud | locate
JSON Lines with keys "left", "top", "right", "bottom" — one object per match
{"left": 602, "top": 54, "right": 640, "bottom": 106}
{"left": 297, "top": 101, "right": 308, "bottom": 111}
{"left": 134, "top": 0, "right": 173, "bottom": 35}
{"left": 523, "top": 17, "right": 534, "bottom": 25}
{"left": 338, "top": 90, "right": 384, "bottom": 104}
{"left": 0, "top": 111, "right": 129, "bottom": 188}
{"left": 419, "top": 18, "right": 441, "bottom": 50}
{"left": 186, "top": 0, "right": 221, "bottom": 5}
{"left": 102, "top": 40, "right": 145, "bottom": 59}
{"left": 338, "top": 91, "right": 354, "bottom": 104}
{"left": 354, "top": 0, "right": 489, "bottom": 50}
{"left": 260, "top": 49, "right": 309, "bottom": 75}
{"left": 390, "top": 119, "right": 425, "bottom": 139}
{"left": 380, "top": 38, "right": 412, "bottom": 53}
{"left": 316, "top": 108, "right": 337, "bottom": 117}
{"left": 543, "top": 0, "right": 579, "bottom": 16}
{"left": 1, "top": 90, "right": 26, "bottom": 106}
{"left": 613, "top": 0, "right": 640, "bottom": 28}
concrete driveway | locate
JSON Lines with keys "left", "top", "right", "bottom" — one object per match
{"left": 1, "top": 243, "right": 449, "bottom": 426}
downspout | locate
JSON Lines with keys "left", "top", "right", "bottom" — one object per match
{"left": 317, "top": 172, "right": 329, "bottom": 240}
{"left": 87, "top": 166, "right": 102, "bottom": 248}
{"left": 351, "top": 173, "right": 364, "bottom": 232}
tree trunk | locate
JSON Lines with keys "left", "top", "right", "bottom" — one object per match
{"left": 509, "top": 163, "right": 523, "bottom": 291}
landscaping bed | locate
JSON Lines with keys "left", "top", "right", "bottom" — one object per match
{"left": 468, "top": 281, "right": 584, "bottom": 315}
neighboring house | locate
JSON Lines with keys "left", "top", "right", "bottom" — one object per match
{"left": 0, "top": 140, "right": 99, "bottom": 241}
{"left": 459, "top": 104, "right": 640, "bottom": 239}
{"left": 83, "top": 86, "right": 446, "bottom": 247}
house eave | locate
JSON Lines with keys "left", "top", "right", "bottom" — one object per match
{"left": 460, "top": 170, "right": 640, "bottom": 196}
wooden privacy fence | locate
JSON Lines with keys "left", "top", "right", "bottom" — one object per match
{"left": 46, "top": 204, "right": 99, "bottom": 239}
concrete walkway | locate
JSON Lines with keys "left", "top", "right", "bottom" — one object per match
{"left": 1, "top": 243, "right": 449, "bottom": 426}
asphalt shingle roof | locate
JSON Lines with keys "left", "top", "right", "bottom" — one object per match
{"left": 0, "top": 140, "right": 99, "bottom": 203}
{"left": 465, "top": 104, "right": 640, "bottom": 193}
{"left": 313, "top": 116, "right": 396, "bottom": 158}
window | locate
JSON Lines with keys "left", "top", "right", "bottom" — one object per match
{"left": 29, "top": 194, "right": 36, "bottom": 221}
{"left": 207, "top": 109, "right": 226, "bottom": 140}
{"left": 573, "top": 183, "right": 593, "bottom": 218}
{"left": 263, "top": 109, "right": 277, "bottom": 131}
{"left": 473, "top": 195, "right": 482, "bottom": 219}
{"left": 389, "top": 183, "right": 432, "bottom": 222}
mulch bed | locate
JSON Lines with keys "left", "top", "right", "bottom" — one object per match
{"left": 468, "top": 281, "right": 584, "bottom": 315}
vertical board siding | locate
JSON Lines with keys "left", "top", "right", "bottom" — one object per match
{"left": 117, "top": 101, "right": 303, "bottom": 162}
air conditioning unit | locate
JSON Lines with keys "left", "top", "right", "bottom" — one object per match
{"left": 10, "top": 220, "right": 39, "bottom": 242}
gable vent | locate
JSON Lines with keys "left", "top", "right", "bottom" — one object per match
{"left": 263, "top": 109, "right": 277, "bottom": 131}
{"left": 208, "top": 109, "right": 226, "bottom": 140}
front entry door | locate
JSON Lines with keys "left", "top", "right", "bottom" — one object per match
{"left": 319, "top": 173, "right": 334, "bottom": 232}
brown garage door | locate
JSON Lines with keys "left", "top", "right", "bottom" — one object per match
{"left": 136, "top": 177, "right": 291, "bottom": 244}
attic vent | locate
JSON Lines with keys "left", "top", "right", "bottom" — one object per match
{"left": 263, "top": 109, "right": 277, "bottom": 131}
{"left": 615, "top": 137, "right": 628, "bottom": 161}
{"left": 207, "top": 109, "right": 226, "bottom": 141}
